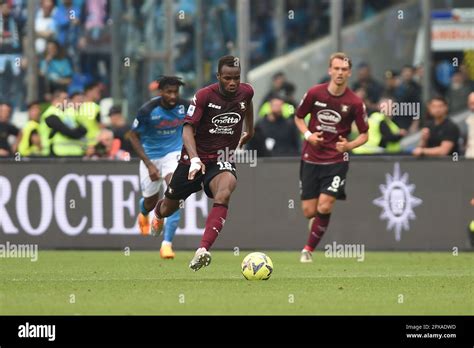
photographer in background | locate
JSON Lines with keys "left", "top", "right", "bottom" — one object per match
{"left": 85, "top": 128, "right": 129, "bottom": 160}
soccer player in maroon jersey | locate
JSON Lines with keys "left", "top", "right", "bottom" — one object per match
{"left": 295, "top": 52, "right": 369, "bottom": 263}
{"left": 150, "top": 55, "right": 254, "bottom": 271}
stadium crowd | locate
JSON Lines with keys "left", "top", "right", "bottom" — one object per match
{"left": 1, "top": 0, "right": 473, "bottom": 159}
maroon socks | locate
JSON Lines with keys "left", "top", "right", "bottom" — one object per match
{"left": 304, "top": 212, "right": 331, "bottom": 252}
{"left": 200, "top": 203, "right": 228, "bottom": 250}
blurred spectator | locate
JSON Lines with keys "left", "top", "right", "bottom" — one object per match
{"left": 248, "top": 97, "right": 300, "bottom": 157}
{"left": 412, "top": 96, "right": 460, "bottom": 157}
{"left": 459, "top": 63, "right": 474, "bottom": 90}
{"left": 394, "top": 65, "right": 421, "bottom": 131}
{"left": 353, "top": 97, "right": 407, "bottom": 154}
{"left": 0, "top": 102, "right": 19, "bottom": 157}
{"left": 108, "top": 105, "right": 135, "bottom": 156}
{"left": 77, "top": 81, "right": 102, "bottom": 146}
{"left": 382, "top": 70, "right": 399, "bottom": 100}
{"left": 68, "top": 90, "right": 84, "bottom": 107}
{"left": 85, "top": 128, "right": 129, "bottom": 160}
{"left": 84, "top": 0, "right": 107, "bottom": 40}
{"left": 352, "top": 62, "right": 382, "bottom": 114}
{"left": 434, "top": 59, "right": 455, "bottom": 95}
{"left": 0, "top": 0, "right": 23, "bottom": 107}
{"left": 53, "top": 0, "right": 82, "bottom": 57}
{"left": 465, "top": 92, "right": 474, "bottom": 158}
{"left": 35, "top": 0, "right": 57, "bottom": 55}
{"left": 148, "top": 80, "right": 161, "bottom": 98}
{"left": 18, "top": 100, "right": 42, "bottom": 157}
{"left": 447, "top": 72, "right": 473, "bottom": 114}
{"left": 39, "top": 89, "right": 86, "bottom": 156}
{"left": 40, "top": 40, "right": 73, "bottom": 92}
{"left": 261, "top": 72, "right": 296, "bottom": 106}
{"left": 64, "top": 90, "right": 83, "bottom": 124}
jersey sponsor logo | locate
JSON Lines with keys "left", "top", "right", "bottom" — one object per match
{"left": 208, "top": 103, "right": 222, "bottom": 110}
{"left": 209, "top": 112, "right": 241, "bottom": 135}
{"left": 187, "top": 105, "right": 196, "bottom": 116}
{"left": 317, "top": 109, "right": 342, "bottom": 125}
{"left": 314, "top": 100, "right": 327, "bottom": 107}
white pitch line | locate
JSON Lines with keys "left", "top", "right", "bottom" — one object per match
{"left": 3, "top": 273, "right": 472, "bottom": 282}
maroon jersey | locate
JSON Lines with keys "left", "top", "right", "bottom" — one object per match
{"left": 181, "top": 82, "right": 254, "bottom": 163}
{"left": 296, "top": 83, "right": 369, "bottom": 164}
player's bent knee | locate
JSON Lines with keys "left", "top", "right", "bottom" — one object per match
{"left": 214, "top": 189, "right": 233, "bottom": 205}
{"left": 317, "top": 202, "right": 334, "bottom": 214}
{"left": 302, "top": 206, "right": 318, "bottom": 219}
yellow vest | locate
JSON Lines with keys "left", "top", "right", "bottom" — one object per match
{"left": 258, "top": 101, "right": 295, "bottom": 119}
{"left": 18, "top": 120, "right": 42, "bottom": 157}
{"left": 39, "top": 104, "right": 85, "bottom": 156}
{"left": 353, "top": 112, "right": 401, "bottom": 154}
{"left": 77, "top": 102, "right": 101, "bottom": 146}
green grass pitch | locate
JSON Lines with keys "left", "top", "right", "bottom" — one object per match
{"left": 0, "top": 251, "right": 472, "bottom": 315}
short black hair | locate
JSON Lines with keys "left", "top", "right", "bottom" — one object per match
{"left": 272, "top": 71, "right": 285, "bottom": 80}
{"left": 157, "top": 76, "right": 185, "bottom": 90}
{"left": 27, "top": 100, "right": 41, "bottom": 109}
{"left": 69, "top": 91, "right": 83, "bottom": 99}
{"left": 52, "top": 88, "right": 68, "bottom": 99}
{"left": 218, "top": 55, "right": 240, "bottom": 74}
{"left": 108, "top": 105, "right": 122, "bottom": 116}
{"left": 429, "top": 95, "right": 448, "bottom": 105}
{"left": 84, "top": 81, "right": 100, "bottom": 92}
{"left": 0, "top": 101, "right": 13, "bottom": 109}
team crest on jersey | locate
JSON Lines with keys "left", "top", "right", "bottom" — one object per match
{"left": 341, "top": 104, "right": 349, "bottom": 112}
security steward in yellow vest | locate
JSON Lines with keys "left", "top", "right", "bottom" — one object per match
{"left": 353, "top": 102, "right": 407, "bottom": 154}
{"left": 38, "top": 90, "right": 87, "bottom": 157}
{"left": 77, "top": 82, "right": 102, "bottom": 147}
{"left": 18, "top": 101, "right": 43, "bottom": 157}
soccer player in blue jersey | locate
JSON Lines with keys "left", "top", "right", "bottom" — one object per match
{"left": 129, "top": 76, "right": 188, "bottom": 259}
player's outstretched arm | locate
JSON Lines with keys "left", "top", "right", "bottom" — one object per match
{"left": 238, "top": 101, "right": 254, "bottom": 148}
{"left": 129, "top": 130, "right": 160, "bottom": 181}
{"left": 183, "top": 124, "right": 205, "bottom": 179}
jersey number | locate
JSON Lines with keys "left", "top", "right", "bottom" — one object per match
{"left": 328, "top": 176, "right": 345, "bottom": 192}
{"left": 217, "top": 161, "right": 234, "bottom": 171}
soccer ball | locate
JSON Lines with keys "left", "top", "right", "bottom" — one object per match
{"left": 241, "top": 252, "right": 273, "bottom": 280}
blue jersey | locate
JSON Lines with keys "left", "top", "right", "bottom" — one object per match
{"left": 132, "top": 97, "right": 189, "bottom": 159}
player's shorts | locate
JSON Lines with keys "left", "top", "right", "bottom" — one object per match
{"left": 139, "top": 151, "right": 181, "bottom": 197}
{"left": 165, "top": 161, "right": 237, "bottom": 200}
{"left": 299, "top": 160, "right": 349, "bottom": 200}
